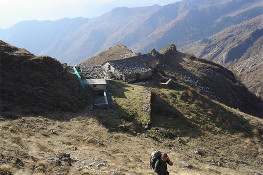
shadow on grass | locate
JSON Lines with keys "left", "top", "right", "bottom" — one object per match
{"left": 180, "top": 89, "right": 254, "bottom": 137}
{"left": 150, "top": 92, "right": 203, "bottom": 138}
{"left": 106, "top": 80, "right": 130, "bottom": 99}
{"left": 207, "top": 100, "right": 254, "bottom": 137}
{"left": 92, "top": 104, "right": 146, "bottom": 136}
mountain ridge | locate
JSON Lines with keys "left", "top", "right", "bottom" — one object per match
{"left": 1, "top": 0, "right": 262, "bottom": 65}
{"left": 0, "top": 17, "right": 89, "bottom": 55}
{"left": 182, "top": 14, "right": 263, "bottom": 98}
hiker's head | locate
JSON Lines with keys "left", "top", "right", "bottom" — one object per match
{"left": 161, "top": 153, "right": 169, "bottom": 161}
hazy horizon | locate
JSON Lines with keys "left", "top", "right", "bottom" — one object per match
{"left": 0, "top": 0, "right": 181, "bottom": 29}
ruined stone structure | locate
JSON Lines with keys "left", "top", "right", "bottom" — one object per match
{"left": 102, "top": 52, "right": 160, "bottom": 83}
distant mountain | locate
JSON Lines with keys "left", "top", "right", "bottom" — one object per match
{"left": 1, "top": 0, "right": 262, "bottom": 65}
{"left": 40, "top": 5, "right": 161, "bottom": 64}
{"left": 0, "top": 17, "right": 89, "bottom": 55}
{"left": 131, "top": 0, "right": 263, "bottom": 51}
{"left": 182, "top": 14, "right": 263, "bottom": 98}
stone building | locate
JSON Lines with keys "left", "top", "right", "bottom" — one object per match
{"left": 78, "top": 65, "right": 107, "bottom": 91}
{"left": 102, "top": 51, "right": 160, "bottom": 83}
{"left": 77, "top": 65, "right": 108, "bottom": 107}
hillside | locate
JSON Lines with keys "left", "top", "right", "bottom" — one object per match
{"left": 182, "top": 14, "right": 263, "bottom": 98}
{"left": 235, "top": 55, "right": 263, "bottom": 99}
{"left": 160, "top": 45, "right": 263, "bottom": 118}
{"left": 0, "top": 40, "right": 91, "bottom": 115}
{"left": 81, "top": 44, "right": 263, "bottom": 118}
{"left": 1, "top": 54, "right": 263, "bottom": 174}
{"left": 1, "top": 0, "right": 262, "bottom": 65}
{"left": 80, "top": 44, "right": 138, "bottom": 66}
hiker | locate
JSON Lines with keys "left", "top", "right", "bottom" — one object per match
{"left": 154, "top": 153, "right": 173, "bottom": 175}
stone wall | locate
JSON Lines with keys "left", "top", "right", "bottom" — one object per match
{"left": 141, "top": 88, "right": 152, "bottom": 125}
{"left": 102, "top": 62, "right": 125, "bottom": 81}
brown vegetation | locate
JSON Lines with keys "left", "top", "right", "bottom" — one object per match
{"left": 1, "top": 79, "right": 263, "bottom": 174}
{"left": 0, "top": 40, "right": 91, "bottom": 115}
{"left": 1, "top": 41, "right": 263, "bottom": 175}
{"left": 80, "top": 44, "right": 138, "bottom": 66}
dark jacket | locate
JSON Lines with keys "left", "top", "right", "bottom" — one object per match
{"left": 154, "top": 158, "right": 173, "bottom": 175}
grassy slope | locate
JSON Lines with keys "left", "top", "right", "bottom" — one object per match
{"left": 1, "top": 78, "right": 263, "bottom": 175}
{"left": 0, "top": 40, "right": 91, "bottom": 114}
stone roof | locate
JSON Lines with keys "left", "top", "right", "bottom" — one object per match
{"left": 106, "top": 54, "right": 157, "bottom": 75}
{"left": 78, "top": 65, "right": 105, "bottom": 79}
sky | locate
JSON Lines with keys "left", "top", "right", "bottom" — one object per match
{"left": 0, "top": 0, "right": 181, "bottom": 29}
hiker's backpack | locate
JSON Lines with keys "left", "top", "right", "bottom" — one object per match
{"left": 150, "top": 150, "right": 162, "bottom": 169}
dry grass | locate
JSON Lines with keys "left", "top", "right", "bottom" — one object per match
{"left": 1, "top": 110, "right": 262, "bottom": 175}
{"left": 0, "top": 114, "right": 162, "bottom": 174}
{"left": 81, "top": 44, "right": 135, "bottom": 66}
{"left": 1, "top": 80, "right": 263, "bottom": 174}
